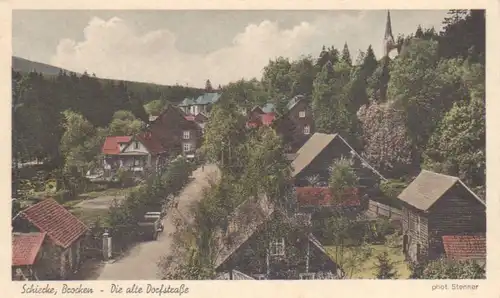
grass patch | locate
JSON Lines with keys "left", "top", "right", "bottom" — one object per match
{"left": 325, "top": 243, "right": 411, "bottom": 279}
{"left": 78, "top": 186, "right": 138, "bottom": 200}
{"left": 71, "top": 207, "right": 110, "bottom": 227}
{"left": 62, "top": 199, "right": 84, "bottom": 209}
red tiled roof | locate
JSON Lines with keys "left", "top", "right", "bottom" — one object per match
{"left": 136, "top": 132, "right": 166, "bottom": 154}
{"left": 12, "top": 233, "right": 46, "bottom": 266}
{"left": 102, "top": 136, "right": 132, "bottom": 155}
{"left": 260, "top": 112, "right": 276, "bottom": 126}
{"left": 296, "top": 187, "right": 360, "bottom": 207}
{"left": 442, "top": 234, "right": 486, "bottom": 261}
{"left": 20, "top": 199, "right": 89, "bottom": 249}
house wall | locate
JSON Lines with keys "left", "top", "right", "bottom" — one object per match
{"left": 402, "top": 206, "right": 429, "bottom": 263}
{"left": 282, "top": 99, "right": 314, "bottom": 152}
{"left": 426, "top": 184, "right": 486, "bottom": 260}
{"left": 149, "top": 107, "right": 201, "bottom": 156}
{"left": 181, "top": 129, "right": 199, "bottom": 154}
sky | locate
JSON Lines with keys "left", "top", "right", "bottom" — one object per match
{"left": 13, "top": 10, "right": 449, "bottom": 87}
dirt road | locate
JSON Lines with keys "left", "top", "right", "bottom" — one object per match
{"left": 95, "top": 164, "right": 219, "bottom": 280}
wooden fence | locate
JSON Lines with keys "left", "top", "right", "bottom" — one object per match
{"left": 367, "top": 200, "right": 402, "bottom": 220}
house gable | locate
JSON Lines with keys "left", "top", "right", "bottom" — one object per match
{"left": 121, "top": 137, "right": 150, "bottom": 155}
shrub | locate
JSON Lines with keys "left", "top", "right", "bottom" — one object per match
{"left": 374, "top": 251, "right": 399, "bottom": 279}
{"left": 420, "top": 259, "right": 485, "bottom": 279}
{"left": 53, "top": 190, "right": 73, "bottom": 203}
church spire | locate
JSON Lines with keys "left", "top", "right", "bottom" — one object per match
{"left": 383, "top": 10, "right": 396, "bottom": 57}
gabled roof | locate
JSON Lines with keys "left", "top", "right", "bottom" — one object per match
{"left": 286, "top": 95, "right": 306, "bottom": 111}
{"left": 261, "top": 103, "right": 275, "bottom": 113}
{"left": 184, "top": 115, "right": 196, "bottom": 121}
{"left": 260, "top": 113, "right": 276, "bottom": 126}
{"left": 214, "top": 194, "right": 275, "bottom": 269}
{"left": 195, "top": 92, "right": 221, "bottom": 105}
{"left": 296, "top": 187, "right": 360, "bottom": 208}
{"left": 18, "top": 199, "right": 89, "bottom": 249}
{"left": 442, "top": 234, "right": 486, "bottom": 261}
{"left": 179, "top": 98, "right": 195, "bottom": 107}
{"left": 291, "top": 133, "right": 386, "bottom": 180}
{"left": 397, "top": 170, "right": 485, "bottom": 211}
{"left": 136, "top": 132, "right": 166, "bottom": 154}
{"left": 12, "top": 232, "right": 46, "bottom": 266}
{"left": 292, "top": 133, "right": 338, "bottom": 177}
{"left": 213, "top": 194, "right": 337, "bottom": 272}
{"left": 102, "top": 136, "right": 132, "bottom": 155}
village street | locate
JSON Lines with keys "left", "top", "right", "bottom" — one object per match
{"left": 95, "top": 164, "right": 219, "bottom": 280}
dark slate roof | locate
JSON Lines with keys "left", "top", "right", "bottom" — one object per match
{"left": 397, "top": 170, "right": 485, "bottom": 211}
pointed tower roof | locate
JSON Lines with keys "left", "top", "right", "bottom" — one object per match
{"left": 384, "top": 10, "right": 394, "bottom": 40}
{"left": 383, "top": 10, "right": 397, "bottom": 57}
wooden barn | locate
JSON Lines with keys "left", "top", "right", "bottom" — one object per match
{"left": 213, "top": 194, "right": 340, "bottom": 280}
{"left": 290, "top": 133, "right": 385, "bottom": 193}
{"left": 397, "top": 170, "right": 486, "bottom": 264}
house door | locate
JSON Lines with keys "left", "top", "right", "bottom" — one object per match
{"left": 403, "top": 234, "right": 409, "bottom": 254}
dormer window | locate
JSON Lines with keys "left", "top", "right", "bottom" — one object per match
{"left": 183, "top": 131, "right": 190, "bottom": 140}
{"left": 134, "top": 141, "right": 140, "bottom": 149}
{"left": 299, "top": 111, "right": 306, "bottom": 118}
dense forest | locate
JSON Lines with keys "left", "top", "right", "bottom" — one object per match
{"left": 12, "top": 68, "right": 203, "bottom": 166}
{"left": 12, "top": 9, "right": 485, "bottom": 199}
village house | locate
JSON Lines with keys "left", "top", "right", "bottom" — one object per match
{"left": 12, "top": 199, "right": 89, "bottom": 280}
{"left": 178, "top": 92, "right": 221, "bottom": 116}
{"left": 213, "top": 194, "right": 340, "bottom": 280}
{"left": 291, "top": 133, "right": 385, "bottom": 190}
{"left": 246, "top": 96, "right": 314, "bottom": 152}
{"left": 397, "top": 170, "right": 486, "bottom": 264}
{"left": 184, "top": 112, "right": 209, "bottom": 133}
{"left": 147, "top": 104, "right": 203, "bottom": 158}
{"left": 101, "top": 132, "right": 167, "bottom": 176}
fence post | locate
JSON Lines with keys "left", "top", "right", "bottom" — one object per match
{"left": 102, "top": 230, "right": 112, "bottom": 261}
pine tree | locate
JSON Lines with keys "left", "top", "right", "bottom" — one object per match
{"left": 374, "top": 251, "right": 398, "bottom": 279}
{"left": 205, "top": 79, "right": 213, "bottom": 92}
{"left": 415, "top": 25, "right": 424, "bottom": 38}
{"left": 341, "top": 43, "right": 352, "bottom": 66}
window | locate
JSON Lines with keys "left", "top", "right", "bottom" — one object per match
{"left": 183, "top": 131, "right": 190, "bottom": 140}
{"left": 183, "top": 143, "right": 191, "bottom": 153}
{"left": 134, "top": 141, "right": 140, "bottom": 149}
{"left": 299, "top": 110, "right": 306, "bottom": 118}
{"left": 269, "top": 237, "right": 285, "bottom": 256}
{"left": 299, "top": 273, "right": 315, "bottom": 280}
{"left": 303, "top": 125, "right": 310, "bottom": 135}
